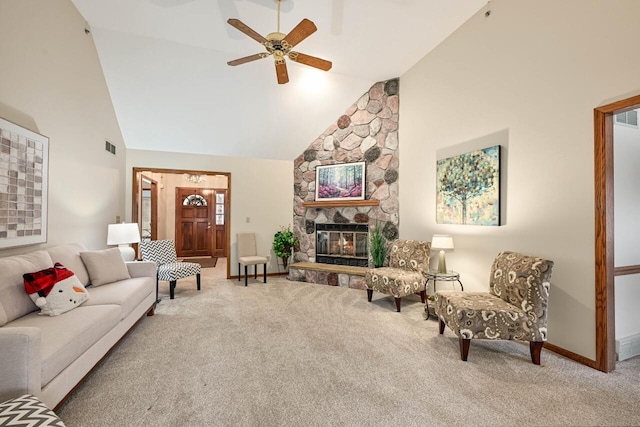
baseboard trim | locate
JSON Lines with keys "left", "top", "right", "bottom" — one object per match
{"left": 544, "top": 342, "right": 597, "bottom": 369}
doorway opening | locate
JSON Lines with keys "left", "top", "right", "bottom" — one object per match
{"left": 594, "top": 94, "right": 640, "bottom": 372}
{"left": 132, "top": 167, "right": 232, "bottom": 279}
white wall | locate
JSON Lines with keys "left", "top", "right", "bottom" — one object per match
{"left": 126, "top": 150, "right": 293, "bottom": 276}
{"left": 399, "top": 0, "right": 640, "bottom": 360}
{"left": 0, "top": 0, "right": 126, "bottom": 255}
{"left": 613, "top": 117, "right": 640, "bottom": 340}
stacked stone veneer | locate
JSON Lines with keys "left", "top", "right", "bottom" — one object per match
{"left": 289, "top": 78, "right": 401, "bottom": 289}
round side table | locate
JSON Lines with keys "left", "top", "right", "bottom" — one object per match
{"left": 424, "top": 270, "right": 463, "bottom": 320}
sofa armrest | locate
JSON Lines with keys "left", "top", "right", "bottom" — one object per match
{"left": 126, "top": 261, "right": 156, "bottom": 278}
{"left": 0, "top": 327, "right": 41, "bottom": 402}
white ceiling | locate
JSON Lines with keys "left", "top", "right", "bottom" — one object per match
{"left": 71, "top": 0, "right": 486, "bottom": 161}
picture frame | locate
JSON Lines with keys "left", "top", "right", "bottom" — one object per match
{"left": 0, "top": 117, "right": 49, "bottom": 248}
{"left": 315, "top": 162, "right": 365, "bottom": 202}
{"left": 436, "top": 145, "right": 501, "bottom": 226}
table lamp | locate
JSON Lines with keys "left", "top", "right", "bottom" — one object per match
{"left": 107, "top": 223, "right": 141, "bottom": 261}
{"left": 431, "top": 234, "right": 454, "bottom": 274}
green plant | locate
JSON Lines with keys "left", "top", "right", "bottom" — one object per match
{"left": 370, "top": 223, "right": 387, "bottom": 268}
{"left": 273, "top": 225, "right": 299, "bottom": 268}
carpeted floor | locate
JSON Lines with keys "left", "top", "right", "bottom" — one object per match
{"left": 56, "top": 268, "right": 640, "bottom": 426}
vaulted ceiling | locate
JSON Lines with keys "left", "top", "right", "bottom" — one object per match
{"left": 71, "top": 0, "right": 486, "bottom": 160}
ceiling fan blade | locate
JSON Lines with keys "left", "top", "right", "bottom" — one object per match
{"left": 275, "top": 61, "right": 289, "bottom": 85}
{"left": 227, "top": 53, "right": 268, "bottom": 66}
{"left": 289, "top": 52, "right": 332, "bottom": 71}
{"left": 282, "top": 18, "right": 317, "bottom": 48}
{"left": 227, "top": 18, "right": 267, "bottom": 44}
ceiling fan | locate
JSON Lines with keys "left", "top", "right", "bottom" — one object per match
{"left": 226, "top": 0, "right": 332, "bottom": 84}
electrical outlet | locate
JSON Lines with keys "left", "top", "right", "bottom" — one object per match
{"left": 246, "top": 217, "right": 250, "bottom": 223}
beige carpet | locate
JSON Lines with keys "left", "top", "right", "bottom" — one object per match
{"left": 56, "top": 269, "right": 640, "bottom": 426}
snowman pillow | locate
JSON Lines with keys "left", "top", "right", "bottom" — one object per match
{"left": 23, "top": 263, "right": 90, "bottom": 316}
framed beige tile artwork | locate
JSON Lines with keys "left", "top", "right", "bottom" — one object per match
{"left": 0, "top": 118, "right": 49, "bottom": 248}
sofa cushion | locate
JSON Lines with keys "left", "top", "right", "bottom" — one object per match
{"left": 6, "top": 304, "right": 121, "bottom": 387}
{"left": 0, "top": 250, "right": 54, "bottom": 327}
{"left": 23, "top": 263, "right": 90, "bottom": 317}
{"left": 79, "top": 248, "right": 131, "bottom": 287}
{"left": 46, "top": 243, "right": 90, "bottom": 286}
{"left": 83, "top": 277, "right": 153, "bottom": 319}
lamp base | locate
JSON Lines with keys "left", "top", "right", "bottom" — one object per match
{"left": 118, "top": 245, "right": 136, "bottom": 262}
{"left": 437, "top": 250, "right": 447, "bottom": 274}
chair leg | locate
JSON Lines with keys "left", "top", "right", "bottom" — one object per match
{"left": 530, "top": 341, "right": 544, "bottom": 365}
{"left": 263, "top": 263, "right": 267, "bottom": 283}
{"left": 170, "top": 280, "right": 176, "bottom": 299}
{"left": 254, "top": 265, "right": 257, "bottom": 279}
{"left": 394, "top": 297, "right": 401, "bottom": 312}
{"left": 238, "top": 264, "right": 241, "bottom": 281}
{"left": 196, "top": 273, "right": 201, "bottom": 291}
{"left": 245, "top": 265, "right": 248, "bottom": 286}
{"left": 459, "top": 338, "right": 470, "bottom": 361}
{"left": 439, "top": 319, "right": 446, "bottom": 334}
{"left": 367, "top": 289, "right": 373, "bottom": 302}
{"left": 419, "top": 290, "right": 426, "bottom": 304}
{"left": 155, "top": 275, "right": 160, "bottom": 304}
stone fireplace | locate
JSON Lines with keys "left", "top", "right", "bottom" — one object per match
{"left": 315, "top": 223, "right": 369, "bottom": 267}
{"left": 289, "top": 78, "right": 400, "bottom": 289}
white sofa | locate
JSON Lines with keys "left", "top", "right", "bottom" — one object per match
{"left": 0, "top": 243, "right": 156, "bottom": 410}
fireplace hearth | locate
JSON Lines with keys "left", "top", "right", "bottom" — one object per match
{"left": 315, "top": 223, "right": 369, "bottom": 267}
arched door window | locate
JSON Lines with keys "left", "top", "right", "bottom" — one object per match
{"left": 182, "top": 194, "right": 207, "bottom": 206}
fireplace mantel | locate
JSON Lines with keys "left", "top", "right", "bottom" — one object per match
{"left": 302, "top": 200, "right": 380, "bottom": 208}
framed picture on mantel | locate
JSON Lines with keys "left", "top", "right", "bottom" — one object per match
{"left": 315, "top": 162, "right": 365, "bottom": 202}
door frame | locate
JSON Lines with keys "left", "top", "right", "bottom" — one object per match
{"left": 132, "top": 167, "right": 232, "bottom": 279}
{"left": 594, "top": 94, "right": 640, "bottom": 373}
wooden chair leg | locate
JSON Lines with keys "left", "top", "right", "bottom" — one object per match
{"left": 419, "top": 290, "right": 426, "bottom": 304}
{"left": 254, "top": 265, "right": 258, "bottom": 279}
{"left": 170, "top": 280, "right": 176, "bottom": 299}
{"left": 366, "top": 289, "right": 373, "bottom": 302}
{"left": 530, "top": 341, "right": 544, "bottom": 365}
{"left": 394, "top": 297, "right": 401, "bottom": 312}
{"left": 459, "top": 338, "right": 470, "bottom": 361}
{"left": 263, "top": 263, "right": 267, "bottom": 283}
{"left": 439, "top": 319, "right": 446, "bottom": 334}
{"left": 238, "top": 264, "right": 241, "bottom": 281}
{"left": 245, "top": 265, "right": 248, "bottom": 286}
{"left": 196, "top": 273, "right": 201, "bottom": 291}
{"left": 146, "top": 306, "right": 155, "bottom": 316}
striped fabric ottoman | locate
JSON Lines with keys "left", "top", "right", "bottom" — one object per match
{"left": 0, "top": 395, "right": 65, "bottom": 426}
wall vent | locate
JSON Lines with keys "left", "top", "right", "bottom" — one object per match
{"left": 105, "top": 140, "right": 116, "bottom": 155}
{"left": 615, "top": 110, "right": 638, "bottom": 127}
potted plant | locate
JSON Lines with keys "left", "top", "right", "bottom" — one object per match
{"left": 273, "top": 225, "right": 299, "bottom": 270}
{"left": 370, "top": 223, "right": 387, "bottom": 268}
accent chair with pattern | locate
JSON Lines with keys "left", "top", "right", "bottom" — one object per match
{"left": 364, "top": 239, "right": 430, "bottom": 312}
{"left": 435, "top": 251, "right": 554, "bottom": 364}
{"left": 139, "top": 239, "right": 201, "bottom": 300}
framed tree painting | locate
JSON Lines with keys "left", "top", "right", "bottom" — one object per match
{"left": 315, "top": 162, "right": 365, "bottom": 201}
{"left": 0, "top": 118, "right": 49, "bottom": 248}
{"left": 436, "top": 145, "right": 500, "bottom": 226}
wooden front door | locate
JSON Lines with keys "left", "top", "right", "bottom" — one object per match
{"left": 175, "top": 188, "right": 212, "bottom": 257}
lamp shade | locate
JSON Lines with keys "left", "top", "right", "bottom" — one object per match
{"left": 107, "top": 223, "right": 141, "bottom": 245}
{"left": 431, "top": 235, "right": 454, "bottom": 250}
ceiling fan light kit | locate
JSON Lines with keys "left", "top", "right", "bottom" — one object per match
{"left": 227, "top": 0, "right": 332, "bottom": 85}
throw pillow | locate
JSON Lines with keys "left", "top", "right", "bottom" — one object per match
{"left": 23, "top": 263, "right": 90, "bottom": 317}
{"left": 79, "top": 248, "right": 131, "bottom": 287}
